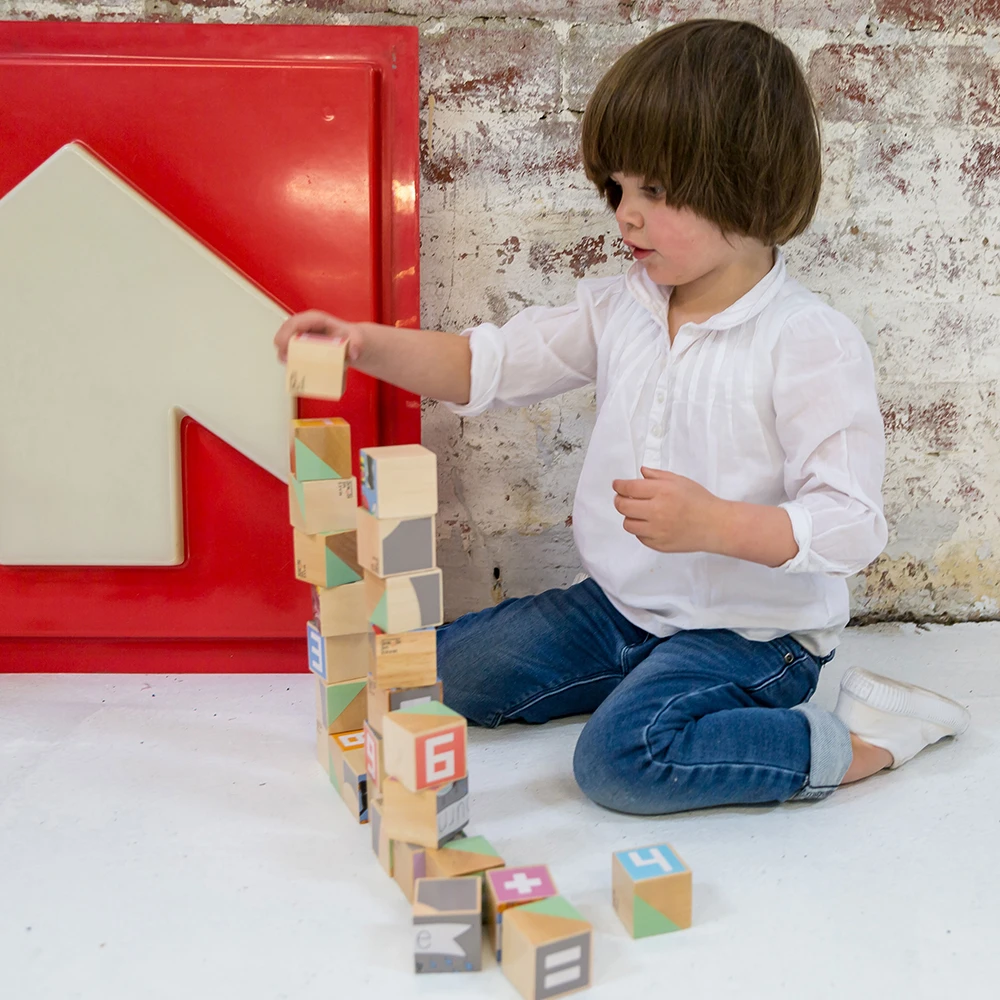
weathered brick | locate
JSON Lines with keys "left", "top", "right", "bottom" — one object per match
{"left": 808, "top": 44, "right": 948, "bottom": 124}
{"left": 946, "top": 46, "right": 1000, "bottom": 127}
{"left": 631, "top": 0, "right": 773, "bottom": 26}
{"left": 961, "top": 139, "right": 1000, "bottom": 207}
{"left": 422, "top": 111, "right": 581, "bottom": 187}
{"left": 773, "top": 0, "right": 871, "bottom": 30}
{"left": 393, "top": 0, "right": 631, "bottom": 20}
{"left": 875, "top": 0, "right": 1000, "bottom": 33}
{"left": 421, "top": 24, "right": 561, "bottom": 115}
{"left": 561, "top": 22, "right": 650, "bottom": 111}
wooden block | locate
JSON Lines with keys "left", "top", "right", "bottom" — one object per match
{"left": 413, "top": 876, "right": 483, "bottom": 974}
{"left": 316, "top": 718, "right": 331, "bottom": 775}
{"left": 367, "top": 678, "right": 443, "bottom": 736}
{"left": 289, "top": 416, "right": 351, "bottom": 481}
{"left": 328, "top": 729, "right": 365, "bottom": 793}
{"left": 485, "top": 866, "right": 558, "bottom": 961}
{"left": 364, "top": 719, "right": 384, "bottom": 794}
{"left": 360, "top": 443, "right": 437, "bottom": 519}
{"left": 295, "top": 529, "right": 362, "bottom": 588}
{"left": 611, "top": 843, "right": 691, "bottom": 937}
{"left": 383, "top": 701, "right": 467, "bottom": 792}
{"left": 313, "top": 581, "right": 368, "bottom": 638}
{"left": 425, "top": 834, "right": 505, "bottom": 881}
{"left": 382, "top": 775, "right": 469, "bottom": 849}
{"left": 393, "top": 840, "right": 428, "bottom": 902}
{"left": 356, "top": 508, "right": 435, "bottom": 578}
{"left": 306, "top": 621, "right": 368, "bottom": 682}
{"left": 286, "top": 333, "right": 347, "bottom": 400}
{"left": 316, "top": 675, "right": 367, "bottom": 735}
{"left": 370, "top": 796, "right": 394, "bottom": 876}
{"left": 368, "top": 628, "right": 437, "bottom": 690}
{"left": 501, "top": 896, "right": 592, "bottom": 1000}
{"left": 365, "top": 567, "right": 443, "bottom": 632}
{"left": 289, "top": 474, "right": 356, "bottom": 535}
{"left": 340, "top": 746, "right": 369, "bottom": 824}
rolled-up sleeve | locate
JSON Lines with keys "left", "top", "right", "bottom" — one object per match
{"left": 445, "top": 276, "right": 618, "bottom": 418}
{"left": 772, "top": 306, "right": 888, "bottom": 576}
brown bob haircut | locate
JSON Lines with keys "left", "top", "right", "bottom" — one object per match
{"left": 581, "top": 19, "right": 822, "bottom": 246}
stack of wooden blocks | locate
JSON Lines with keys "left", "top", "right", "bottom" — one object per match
{"left": 285, "top": 334, "right": 692, "bottom": 998}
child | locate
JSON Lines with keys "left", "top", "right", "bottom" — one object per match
{"left": 275, "top": 19, "right": 970, "bottom": 814}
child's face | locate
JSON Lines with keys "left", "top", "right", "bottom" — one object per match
{"left": 611, "top": 172, "right": 758, "bottom": 289}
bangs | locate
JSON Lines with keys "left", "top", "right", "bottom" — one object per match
{"left": 580, "top": 20, "right": 822, "bottom": 245}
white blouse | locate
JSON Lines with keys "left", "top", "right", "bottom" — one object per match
{"left": 446, "top": 250, "right": 887, "bottom": 657}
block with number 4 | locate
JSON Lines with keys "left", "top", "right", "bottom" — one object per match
{"left": 501, "top": 896, "right": 592, "bottom": 1000}
{"left": 383, "top": 702, "right": 466, "bottom": 792}
{"left": 612, "top": 843, "right": 691, "bottom": 936}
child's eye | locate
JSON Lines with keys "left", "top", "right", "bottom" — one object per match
{"left": 642, "top": 184, "right": 665, "bottom": 198}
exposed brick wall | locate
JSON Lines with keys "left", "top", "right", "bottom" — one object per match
{"left": 3, "top": 0, "right": 999, "bottom": 626}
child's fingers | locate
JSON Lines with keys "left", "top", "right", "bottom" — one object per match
{"left": 273, "top": 311, "right": 349, "bottom": 362}
{"left": 612, "top": 478, "right": 659, "bottom": 500}
{"left": 613, "top": 494, "right": 650, "bottom": 520}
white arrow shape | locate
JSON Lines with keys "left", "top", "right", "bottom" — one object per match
{"left": 0, "top": 143, "right": 292, "bottom": 565}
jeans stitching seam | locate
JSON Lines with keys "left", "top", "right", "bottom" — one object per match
{"left": 501, "top": 672, "right": 622, "bottom": 723}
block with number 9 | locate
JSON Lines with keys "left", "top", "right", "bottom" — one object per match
{"left": 383, "top": 701, "right": 467, "bottom": 792}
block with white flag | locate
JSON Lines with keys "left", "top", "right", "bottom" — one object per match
{"left": 412, "top": 875, "right": 482, "bottom": 974}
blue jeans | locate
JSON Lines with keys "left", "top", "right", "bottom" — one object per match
{"left": 437, "top": 579, "right": 853, "bottom": 815}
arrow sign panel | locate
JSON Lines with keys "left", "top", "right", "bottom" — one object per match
{"left": 0, "top": 143, "right": 292, "bottom": 565}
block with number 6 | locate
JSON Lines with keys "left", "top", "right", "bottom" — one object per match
{"left": 383, "top": 702, "right": 467, "bottom": 792}
{"left": 612, "top": 843, "right": 691, "bottom": 937}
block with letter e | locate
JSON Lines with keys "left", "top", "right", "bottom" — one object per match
{"left": 501, "top": 896, "right": 592, "bottom": 1000}
{"left": 612, "top": 843, "right": 691, "bottom": 937}
{"left": 306, "top": 621, "right": 368, "bottom": 682}
{"left": 413, "top": 876, "right": 482, "bottom": 974}
{"left": 286, "top": 333, "right": 347, "bottom": 401}
{"left": 383, "top": 701, "right": 466, "bottom": 792}
{"left": 289, "top": 416, "right": 351, "bottom": 481}
{"left": 289, "top": 474, "right": 356, "bottom": 535}
{"left": 360, "top": 443, "right": 437, "bottom": 519}
{"left": 485, "top": 865, "right": 557, "bottom": 960}
{"left": 383, "top": 775, "right": 469, "bottom": 849}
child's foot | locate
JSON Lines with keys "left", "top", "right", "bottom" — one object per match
{"left": 834, "top": 667, "right": 971, "bottom": 769}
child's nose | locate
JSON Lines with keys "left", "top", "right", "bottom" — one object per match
{"left": 615, "top": 196, "right": 642, "bottom": 231}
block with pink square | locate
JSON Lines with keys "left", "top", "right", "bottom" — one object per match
{"left": 484, "top": 864, "right": 558, "bottom": 960}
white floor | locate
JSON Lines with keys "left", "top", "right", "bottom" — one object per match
{"left": 1, "top": 622, "right": 998, "bottom": 1000}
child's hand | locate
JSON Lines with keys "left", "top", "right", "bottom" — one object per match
{"left": 612, "top": 466, "right": 728, "bottom": 554}
{"left": 273, "top": 310, "right": 365, "bottom": 365}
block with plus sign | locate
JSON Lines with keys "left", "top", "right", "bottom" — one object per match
{"left": 484, "top": 865, "right": 558, "bottom": 960}
{"left": 383, "top": 701, "right": 467, "bottom": 793}
{"left": 612, "top": 843, "right": 691, "bottom": 937}
{"left": 501, "top": 895, "right": 592, "bottom": 1000}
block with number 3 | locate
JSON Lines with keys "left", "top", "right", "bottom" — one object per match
{"left": 383, "top": 701, "right": 467, "bottom": 793}
{"left": 612, "top": 843, "right": 691, "bottom": 937}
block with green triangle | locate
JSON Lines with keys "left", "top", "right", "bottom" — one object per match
{"left": 501, "top": 895, "right": 592, "bottom": 1000}
{"left": 611, "top": 843, "right": 691, "bottom": 938}
{"left": 364, "top": 567, "right": 443, "bottom": 632}
{"left": 290, "top": 417, "right": 352, "bottom": 481}
{"left": 294, "top": 528, "right": 363, "bottom": 588}
{"left": 316, "top": 675, "right": 367, "bottom": 736}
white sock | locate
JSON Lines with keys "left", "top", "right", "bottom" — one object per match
{"left": 834, "top": 667, "right": 971, "bottom": 769}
